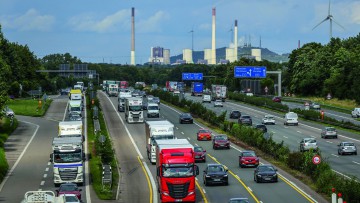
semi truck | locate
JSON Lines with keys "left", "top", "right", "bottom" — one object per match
{"left": 191, "top": 82, "right": 203, "bottom": 96}
{"left": 102, "top": 80, "right": 116, "bottom": 91}
{"left": 211, "top": 84, "right": 227, "bottom": 101}
{"left": 58, "top": 121, "right": 83, "bottom": 141}
{"left": 166, "top": 81, "right": 178, "bottom": 92}
{"left": 107, "top": 84, "right": 119, "bottom": 97}
{"left": 118, "top": 89, "right": 132, "bottom": 112}
{"left": 156, "top": 139, "right": 199, "bottom": 203}
{"left": 120, "top": 81, "right": 129, "bottom": 89}
{"left": 69, "top": 89, "right": 82, "bottom": 101}
{"left": 50, "top": 137, "right": 84, "bottom": 187}
{"left": 145, "top": 120, "right": 175, "bottom": 164}
{"left": 125, "top": 97, "right": 144, "bottom": 123}
{"left": 21, "top": 191, "right": 58, "bottom": 203}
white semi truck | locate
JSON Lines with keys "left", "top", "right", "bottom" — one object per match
{"left": 107, "top": 83, "right": 119, "bottom": 97}
{"left": 50, "top": 137, "right": 84, "bottom": 187}
{"left": 125, "top": 97, "right": 144, "bottom": 123}
{"left": 145, "top": 120, "right": 175, "bottom": 164}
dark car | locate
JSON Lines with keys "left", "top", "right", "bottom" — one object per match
{"left": 203, "top": 164, "right": 228, "bottom": 186}
{"left": 212, "top": 134, "right": 230, "bottom": 150}
{"left": 56, "top": 183, "right": 82, "bottom": 200}
{"left": 254, "top": 124, "right": 267, "bottom": 133}
{"left": 254, "top": 164, "right": 278, "bottom": 183}
{"left": 230, "top": 110, "right": 241, "bottom": 119}
{"left": 194, "top": 146, "right": 206, "bottom": 162}
{"left": 179, "top": 113, "right": 193, "bottom": 124}
{"left": 239, "top": 150, "right": 259, "bottom": 168}
{"left": 272, "top": 96, "right": 282, "bottom": 103}
{"left": 228, "top": 198, "right": 250, "bottom": 203}
{"left": 238, "top": 115, "right": 252, "bottom": 126}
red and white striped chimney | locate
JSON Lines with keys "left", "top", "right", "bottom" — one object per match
{"left": 234, "top": 20, "right": 238, "bottom": 61}
{"left": 211, "top": 7, "right": 216, "bottom": 65}
{"left": 130, "top": 7, "right": 135, "bottom": 65}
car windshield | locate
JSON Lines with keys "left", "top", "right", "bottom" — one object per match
{"left": 216, "top": 100, "right": 222, "bottom": 102}
{"left": 265, "top": 116, "right": 274, "bottom": 119}
{"left": 287, "top": 113, "right": 298, "bottom": 119}
{"left": 327, "top": 127, "right": 336, "bottom": 131}
{"left": 199, "top": 129, "right": 210, "bottom": 133}
{"left": 70, "top": 107, "right": 81, "bottom": 111}
{"left": 229, "top": 200, "right": 249, "bottom": 203}
{"left": 242, "top": 116, "right": 250, "bottom": 119}
{"left": 215, "top": 136, "right": 227, "bottom": 140}
{"left": 194, "top": 147, "right": 203, "bottom": 152}
{"left": 60, "top": 184, "right": 78, "bottom": 191}
{"left": 208, "top": 165, "right": 225, "bottom": 172}
{"left": 232, "top": 111, "right": 240, "bottom": 114}
{"left": 182, "top": 113, "right": 191, "bottom": 117}
{"left": 305, "top": 139, "right": 316, "bottom": 143}
{"left": 258, "top": 166, "right": 275, "bottom": 172}
{"left": 344, "top": 143, "right": 355, "bottom": 146}
{"left": 242, "top": 152, "right": 256, "bottom": 157}
{"left": 162, "top": 164, "right": 194, "bottom": 178}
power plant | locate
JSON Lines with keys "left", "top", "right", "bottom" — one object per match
{"left": 210, "top": 7, "right": 216, "bottom": 65}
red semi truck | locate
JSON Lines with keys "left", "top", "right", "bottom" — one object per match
{"left": 156, "top": 139, "right": 199, "bottom": 202}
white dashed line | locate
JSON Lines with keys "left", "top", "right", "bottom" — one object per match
{"left": 187, "top": 137, "right": 190, "bottom": 140}
{"left": 247, "top": 187, "right": 253, "bottom": 192}
{"left": 283, "top": 136, "right": 288, "bottom": 139}
{"left": 40, "top": 181, "right": 45, "bottom": 186}
{"left": 47, "top": 162, "right": 51, "bottom": 166}
{"left": 195, "top": 143, "right": 198, "bottom": 146}
{"left": 202, "top": 188, "right": 206, "bottom": 194}
{"left": 296, "top": 131, "right": 302, "bottom": 133}
{"left": 326, "top": 141, "right": 333, "bottom": 144}
{"left": 353, "top": 161, "right": 360, "bottom": 165}
{"left": 331, "top": 154, "right": 339, "bottom": 158}
{"left": 180, "top": 132, "right": 184, "bottom": 135}
{"left": 176, "top": 127, "right": 179, "bottom": 130}
{"left": 43, "top": 174, "right": 47, "bottom": 178}
{"left": 45, "top": 168, "right": 49, "bottom": 172}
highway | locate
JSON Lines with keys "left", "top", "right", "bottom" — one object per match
{"left": 0, "top": 96, "right": 92, "bottom": 203}
{"left": 100, "top": 91, "right": 328, "bottom": 203}
{"left": 185, "top": 94, "right": 360, "bottom": 180}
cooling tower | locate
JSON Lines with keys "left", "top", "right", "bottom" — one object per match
{"left": 251, "top": 48, "right": 262, "bottom": 61}
{"left": 183, "top": 49, "right": 193, "bottom": 64}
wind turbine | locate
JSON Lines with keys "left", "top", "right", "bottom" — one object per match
{"left": 312, "top": 0, "right": 345, "bottom": 40}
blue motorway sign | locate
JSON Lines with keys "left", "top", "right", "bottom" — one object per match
{"left": 182, "top": 73, "right": 203, "bottom": 80}
{"left": 234, "top": 66, "right": 267, "bottom": 78}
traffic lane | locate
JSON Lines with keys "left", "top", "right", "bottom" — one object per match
{"left": 99, "top": 93, "right": 150, "bottom": 203}
{"left": 160, "top": 104, "right": 315, "bottom": 203}
{"left": 44, "top": 95, "right": 69, "bottom": 122}
{"left": 106, "top": 95, "right": 205, "bottom": 203}
{"left": 0, "top": 116, "right": 57, "bottom": 203}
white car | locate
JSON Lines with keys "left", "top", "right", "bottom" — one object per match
{"left": 2, "top": 106, "right": 14, "bottom": 118}
{"left": 262, "top": 115, "right": 275, "bottom": 125}
{"left": 284, "top": 112, "right": 299, "bottom": 126}
{"left": 214, "top": 100, "right": 223, "bottom": 107}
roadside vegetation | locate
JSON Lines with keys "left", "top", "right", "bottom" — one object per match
{"left": 7, "top": 98, "right": 52, "bottom": 117}
{"left": 151, "top": 89, "right": 360, "bottom": 202}
{"left": 86, "top": 90, "right": 119, "bottom": 199}
{"left": 0, "top": 117, "right": 19, "bottom": 183}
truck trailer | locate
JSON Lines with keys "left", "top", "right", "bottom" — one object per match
{"left": 211, "top": 84, "right": 227, "bottom": 101}
{"left": 50, "top": 137, "right": 84, "bottom": 187}
{"left": 191, "top": 82, "right": 203, "bottom": 96}
{"left": 107, "top": 84, "right": 119, "bottom": 97}
{"left": 156, "top": 139, "right": 199, "bottom": 202}
{"left": 145, "top": 120, "right": 175, "bottom": 163}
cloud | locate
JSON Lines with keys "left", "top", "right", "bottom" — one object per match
{"left": 1, "top": 9, "right": 54, "bottom": 31}
{"left": 198, "top": 23, "right": 211, "bottom": 30}
{"left": 69, "top": 9, "right": 129, "bottom": 33}
{"left": 137, "top": 11, "right": 169, "bottom": 33}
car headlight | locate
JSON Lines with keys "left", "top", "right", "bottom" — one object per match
{"left": 257, "top": 174, "right": 262, "bottom": 177}
{"left": 224, "top": 174, "right": 228, "bottom": 177}
{"left": 273, "top": 174, "right": 277, "bottom": 177}
{"left": 205, "top": 175, "right": 210, "bottom": 178}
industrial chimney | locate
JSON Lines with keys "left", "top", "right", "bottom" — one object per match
{"left": 211, "top": 7, "right": 216, "bottom": 65}
{"left": 234, "top": 20, "right": 238, "bottom": 62}
{"left": 130, "top": 7, "right": 135, "bottom": 65}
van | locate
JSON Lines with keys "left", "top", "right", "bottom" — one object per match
{"left": 202, "top": 94, "right": 211, "bottom": 103}
{"left": 284, "top": 112, "right": 298, "bottom": 126}
{"left": 147, "top": 103, "right": 160, "bottom": 118}
{"left": 69, "top": 100, "right": 82, "bottom": 116}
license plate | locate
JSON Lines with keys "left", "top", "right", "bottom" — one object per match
{"left": 213, "top": 179, "right": 221, "bottom": 181}
{"left": 175, "top": 199, "right": 182, "bottom": 202}
{"left": 265, "top": 178, "right": 271, "bottom": 180}
{"left": 195, "top": 156, "right": 200, "bottom": 158}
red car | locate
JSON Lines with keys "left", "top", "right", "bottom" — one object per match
{"left": 56, "top": 183, "right": 82, "bottom": 200}
{"left": 239, "top": 150, "right": 259, "bottom": 168}
{"left": 194, "top": 146, "right": 206, "bottom": 162}
{"left": 272, "top": 96, "right": 282, "bottom": 103}
{"left": 197, "top": 129, "right": 212, "bottom": 141}
{"left": 212, "top": 135, "right": 230, "bottom": 150}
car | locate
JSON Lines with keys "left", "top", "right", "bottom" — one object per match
{"left": 230, "top": 110, "right": 241, "bottom": 119}
{"left": 58, "top": 194, "right": 80, "bottom": 203}
{"left": 179, "top": 113, "right": 193, "bottom": 124}
{"left": 214, "top": 100, "right": 223, "bottom": 107}
{"left": 254, "top": 164, "right": 278, "bottom": 183}
{"left": 238, "top": 115, "right": 252, "bottom": 126}
{"left": 239, "top": 150, "right": 259, "bottom": 168}
{"left": 152, "top": 97, "right": 160, "bottom": 104}
{"left": 272, "top": 96, "right": 282, "bottom": 103}
{"left": 212, "top": 134, "right": 230, "bottom": 149}
{"left": 56, "top": 183, "right": 82, "bottom": 200}
{"left": 321, "top": 127, "right": 337, "bottom": 139}
{"left": 197, "top": 129, "right": 212, "bottom": 141}
{"left": 228, "top": 197, "right": 250, "bottom": 203}
{"left": 69, "top": 112, "right": 82, "bottom": 121}
{"left": 246, "top": 92, "right": 254, "bottom": 96}
{"left": 194, "top": 146, "right": 207, "bottom": 162}
{"left": 299, "top": 138, "right": 318, "bottom": 152}
{"left": 202, "top": 94, "right": 212, "bottom": 103}
{"left": 2, "top": 106, "right": 14, "bottom": 118}
{"left": 284, "top": 112, "right": 298, "bottom": 126}
{"left": 310, "top": 102, "right": 321, "bottom": 110}
{"left": 254, "top": 124, "right": 267, "bottom": 133}
{"left": 203, "top": 164, "right": 228, "bottom": 186}
{"left": 338, "top": 142, "right": 357, "bottom": 155}
{"left": 262, "top": 115, "right": 275, "bottom": 125}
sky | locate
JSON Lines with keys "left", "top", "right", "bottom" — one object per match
{"left": 1, "top": 0, "right": 360, "bottom": 64}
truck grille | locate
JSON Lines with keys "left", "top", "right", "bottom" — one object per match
{"left": 166, "top": 181, "right": 189, "bottom": 199}
{"left": 59, "top": 168, "right": 78, "bottom": 180}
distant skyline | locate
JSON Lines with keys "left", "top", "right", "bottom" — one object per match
{"left": 1, "top": 0, "right": 360, "bottom": 64}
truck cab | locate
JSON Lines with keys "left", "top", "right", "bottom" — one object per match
{"left": 351, "top": 108, "right": 360, "bottom": 118}
{"left": 125, "top": 97, "right": 144, "bottom": 123}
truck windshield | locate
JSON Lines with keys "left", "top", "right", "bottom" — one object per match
{"left": 109, "top": 88, "right": 117, "bottom": 91}
{"left": 70, "top": 107, "right": 81, "bottom": 111}
{"left": 162, "top": 164, "right": 194, "bottom": 178}
{"left": 129, "top": 105, "right": 142, "bottom": 111}
{"left": 151, "top": 135, "right": 174, "bottom": 145}
{"left": 54, "top": 152, "right": 82, "bottom": 163}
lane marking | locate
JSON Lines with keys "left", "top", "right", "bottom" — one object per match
{"left": 0, "top": 121, "right": 39, "bottom": 192}
{"left": 83, "top": 96, "right": 92, "bottom": 203}
{"left": 283, "top": 136, "right": 288, "bottom": 139}
{"left": 45, "top": 168, "right": 49, "bottom": 172}
{"left": 326, "top": 141, "right": 333, "bottom": 144}
{"left": 248, "top": 187, "right": 253, "bottom": 192}
{"left": 62, "top": 100, "right": 68, "bottom": 122}
{"left": 331, "top": 154, "right": 339, "bottom": 158}
{"left": 180, "top": 132, "right": 184, "bottom": 135}
{"left": 47, "top": 162, "right": 51, "bottom": 166}
{"left": 43, "top": 174, "right": 47, "bottom": 178}
{"left": 138, "top": 156, "right": 153, "bottom": 203}
{"left": 176, "top": 127, "right": 179, "bottom": 130}
{"left": 297, "top": 131, "right": 302, "bottom": 134}
{"left": 353, "top": 161, "right": 360, "bottom": 165}
{"left": 103, "top": 92, "right": 157, "bottom": 202}
{"left": 195, "top": 143, "right": 199, "bottom": 146}
{"left": 195, "top": 180, "right": 208, "bottom": 203}
{"left": 40, "top": 181, "right": 45, "bottom": 186}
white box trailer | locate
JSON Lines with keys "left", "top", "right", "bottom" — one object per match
{"left": 211, "top": 85, "right": 227, "bottom": 102}
{"left": 58, "top": 121, "right": 83, "bottom": 141}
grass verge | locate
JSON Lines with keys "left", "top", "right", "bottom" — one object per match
{"left": 7, "top": 98, "right": 52, "bottom": 117}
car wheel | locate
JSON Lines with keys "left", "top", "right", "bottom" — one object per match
{"left": 334, "top": 136, "right": 338, "bottom": 139}
{"left": 203, "top": 157, "right": 206, "bottom": 162}
{"left": 239, "top": 163, "right": 243, "bottom": 168}
{"left": 204, "top": 179, "right": 208, "bottom": 186}
{"left": 274, "top": 178, "right": 278, "bottom": 182}
{"left": 180, "top": 120, "right": 182, "bottom": 124}
{"left": 227, "top": 146, "right": 230, "bottom": 149}
{"left": 224, "top": 181, "right": 228, "bottom": 186}
{"left": 355, "top": 152, "right": 357, "bottom": 155}
{"left": 338, "top": 150, "right": 341, "bottom": 155}
{"left": 254, "top": 176, "right": 258, "bottom": 183}
{"left": 213, "top": 145, "right": 216, "bottom": 150}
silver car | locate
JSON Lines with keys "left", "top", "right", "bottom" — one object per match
{"left": 321, "top": 127, "right": 337, "bottom": 139}
{"left": 299, "top": 138, "right": 318, "bottom": 152}
{"left": 214, "top": 100, "right": 223, "bottom": 107}
{"left": 338, "top": 142, "right": 357, "bottom": 155}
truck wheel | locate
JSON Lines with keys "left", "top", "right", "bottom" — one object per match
{"left": 54, "top": 183, "right": 60, "bottom": 187}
